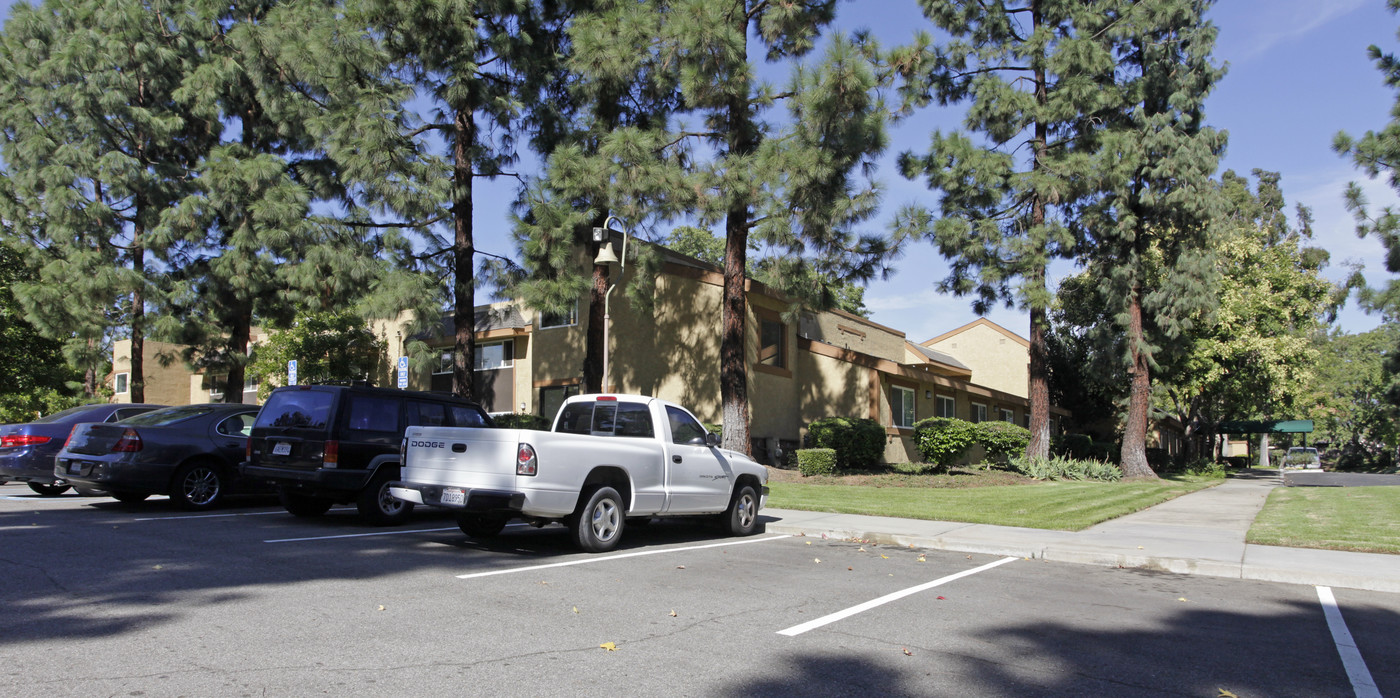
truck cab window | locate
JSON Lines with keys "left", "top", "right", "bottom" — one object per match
{"left": 666, "top": 406, "right": 706, "bottom": 445}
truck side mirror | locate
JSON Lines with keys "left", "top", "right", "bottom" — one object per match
{"left": 705, "top": 432, "right": 720, "bottom": 447}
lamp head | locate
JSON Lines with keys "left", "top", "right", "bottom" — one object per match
{"left": 593, "top": 242, "right": 619, "bottom": 265}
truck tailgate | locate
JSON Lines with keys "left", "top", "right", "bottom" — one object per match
{"left": 402, "top": 426, "right": 522, "bottom": 490}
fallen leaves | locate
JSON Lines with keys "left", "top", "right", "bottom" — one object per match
{"left": 572, "top": 606, "right": 580, "bottom": 614}
{"left": 669, "top": 610, "right": 677, "bottom": 617}
{"left": 1218, "top": 690, "right": 1238, "bottom": 698}
{"left": 599, "top": 642, "right": 617, "bottom": 652}
{"left": 902, "top": 647, "right": 913, "bottom": 656}
{"left": 376, "top": 605, "right": 386, "bottom": 612}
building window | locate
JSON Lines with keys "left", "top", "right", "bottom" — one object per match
{"left": 999, "top": 408, "right": 1015, "bottom": 423}
{"left": 971, "top": 402, "right": 987, "bottom": 423}
{"left": 540, "top": 302, "right": 578, "bottom": 329}
{"left": 1023, "top": 413, "right": 1030, "bottom": 429}
{"left": 893, "top": 386, "right": 916, "bottom": 429}
{"left": 434, "top": 351, "right": 453, "bottom": 375}
{"left": 759, "top": 316, "right": 785, "bottom": 368}
{"left": 539, "top": 384, "right": 580, "bottom": 422}
{"left": 936, "top": 395, "right": 956, "bottom": 419}
{"left": 475, "top": 340, "right": 514, "bottom": 371}
{"left": 243, "top": 378, "right": 259, "bottom": 400}
{"left": 114, "top": 372, "right": 129, "bottom": 395}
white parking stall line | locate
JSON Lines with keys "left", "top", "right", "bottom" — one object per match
{"left": 1316, "top": 586, "right": 1382, "bottom": 698}
{"left": 456, "top": 534, "right": 792, "bottom": 580}
{"left": 135, "top": 507, "right": 355, "bottom": 522}
{"left": 266, "top": 527, "right": 459, "bottom": 543}
{"left": 777, "top": 556, "right": 1020, "bottom": 637}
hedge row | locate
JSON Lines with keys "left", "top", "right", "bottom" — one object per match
{"left": 804, "top": 417, "right": 884, "bottom": 470}
{"left": 912, "top": 417, "right": 1031, "bottom": 467}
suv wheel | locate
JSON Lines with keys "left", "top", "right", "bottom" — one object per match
{"left": 279, "top": 491, "right": 335, "bottom": 517}
{"left": 357, "top": 467, "right": 413, "bottom": 526}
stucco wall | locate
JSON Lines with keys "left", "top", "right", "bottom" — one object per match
{"left": 110, "top": 339, "right": 193, "bottom": 406}
{"left": 927, "top": 321, "right": 1030, "bottom": 399}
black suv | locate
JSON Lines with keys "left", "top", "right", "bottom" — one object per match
{"left": 240, "top": 384, "right": 493, "bottom": 525}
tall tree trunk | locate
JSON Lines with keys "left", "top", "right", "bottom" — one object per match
{"left": 451, "top": 107, "right": 476, "bottom": 401}
{"left": 719, "top": 13, "right": 754, "bottom": 456}
{"left": 225, "top": 304, "right": 252, "bottom": 403}
{"left": 1120, "top": 282, "right": 1156, "bottom": 478}
{"left": 1024, "top": 0, "right": 1051, "bottom": 460}
{"left": 130, "top": 229, "right": 145, "bottom": 404}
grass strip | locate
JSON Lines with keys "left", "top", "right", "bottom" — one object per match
{"left": 1248, "top": 486, "right": 1400, "bottom": 554}
{"left": 767, "top": 476, "right": 1220, "bottom": 531}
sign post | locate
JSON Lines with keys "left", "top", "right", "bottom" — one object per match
{"left": 397, "top": 356, "right": 409, "bottom": 389}
{"left": 288, "top": 360, "right": 298, "bottom": 386}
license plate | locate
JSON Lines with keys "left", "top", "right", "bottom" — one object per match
{"left": 272, "top": 442, "right": 292, "bottom": 456}
{"left": 441, "top": 487, "right": 465, "bottom": 506}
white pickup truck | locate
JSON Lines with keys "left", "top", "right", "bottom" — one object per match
{"left": 389, "top": 394, "right": 769, "bottom": 552}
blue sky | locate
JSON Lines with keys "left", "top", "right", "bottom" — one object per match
{"left": 2, "top": 0, "right": 1397, "bottom": 341}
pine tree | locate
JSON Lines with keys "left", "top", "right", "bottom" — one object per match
{"left": 0, "top": 0, "right": 216, "bottom": 403}
{"left": 891, "top": 0, "right": 1124, "bottom": 460}
{"left": 155, "top": 0, "right": 413, "bottom": 401}
{"left": 511, "top": 0, "right": 681, "bottom": 393}
{"left": 358, "top": 0, "right": 567, "bottom": 400}
{"left": 1076, "top": 0, "right": 1226, "bottom": 477}
{"left": 557, "top": 0, "right": 892, "bottom": 453}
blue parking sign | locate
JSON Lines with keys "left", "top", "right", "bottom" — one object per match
{"left": 397, "top": 356, "right": 409, "bottom": 389}
{"left": 288, "top": 359, "right": 298, "bottom": 386}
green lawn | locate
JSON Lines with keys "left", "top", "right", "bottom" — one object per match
{"left": 1248, "top": 486, "right": 1400, "bottom": 554}
{"left": 767, "top": 475, "right": 1221, "bottom": 531}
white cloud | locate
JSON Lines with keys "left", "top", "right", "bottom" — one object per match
{"left": 1225, "top": 0, "right": 1369, "bottom": 60}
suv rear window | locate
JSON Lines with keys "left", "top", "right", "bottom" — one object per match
{"left": 256, "top": 391, "right": 334, "bottom": 429}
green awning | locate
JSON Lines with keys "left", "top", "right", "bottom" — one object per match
{"left": 1215, "top": 420, "right": 1313, "bottom": 435}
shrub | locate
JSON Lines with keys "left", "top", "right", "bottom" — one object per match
{"left": 976, "top": 421, "right": 1031, "bottom": 464}
{"left": 1009, "top": 455, "right": 1122, "bottom": 482}
{"left": 795, "top": 448, "right": 837, "bottom": 476}
{"left": 805, "top": 417, "right": 884, "bottom": 470}
{"left": 493, "top": 413, "right": 550, "bottom": 430}
{"left": 913, "top": 417, "right": 979, "bottom": 467}
{"left": 1052, "top": 433, "right": 1093, "bottom": 459}
{"left": 1181, "top": 459, "right": 1227, "bottom": 478}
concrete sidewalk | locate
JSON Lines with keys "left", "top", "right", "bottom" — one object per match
{"left": 760, "top": 470, "right": 1400, "bottom": 593}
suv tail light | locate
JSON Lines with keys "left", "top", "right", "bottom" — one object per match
{"left": 112, "top": 428, "right": 143, "bottom": 452}
{"left": 516, "top": 443, "right": 537, "bottom": 476}
{"left": 2, "top": 434, "right": 52, "bottom": 448}
{"left": 323, "top": 440, "right": 339, "bottom": 469}
{"left": 245, "top": 437, "right": 252, "bottom": 460}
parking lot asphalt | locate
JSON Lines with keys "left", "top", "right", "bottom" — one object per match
{"left": 3, "top": 478, "right": 1397, "bottom": 696}
{"left": 762, "top": 469, "right": 1400, "bottom": 594}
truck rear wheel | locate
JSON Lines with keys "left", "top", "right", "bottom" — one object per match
{"left": 571, "top": 486, "right": 624, "bottom": 553}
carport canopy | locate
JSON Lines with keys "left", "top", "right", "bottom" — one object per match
{"left": 1214, "top": 419, "right": 1313, "bottom": 435}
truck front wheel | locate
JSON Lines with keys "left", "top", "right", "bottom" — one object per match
{"left": 571, "top": 486, "right": 624, "bottom": 553}
{"left": 722, "top": 484, "right": 759, "bottom": 537}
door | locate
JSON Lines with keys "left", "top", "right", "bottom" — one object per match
{"left": 662, "top": 405, "right": 732, "bottom": 514}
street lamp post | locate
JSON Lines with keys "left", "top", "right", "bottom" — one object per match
{"left": 593, "top": 216, "right": 629, "bottom": 393}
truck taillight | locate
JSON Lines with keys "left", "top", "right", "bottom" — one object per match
{"left": 245, "top": 437, "right": 252, "bottom": 460}
{"left": 111, "top": 428, "right": 142, "bottom": 452}
{"left": 516, "top": 443, "right": 537, "bottom": 476}
{"left": 323, "top": 440, "right": 339, "bottom": 469}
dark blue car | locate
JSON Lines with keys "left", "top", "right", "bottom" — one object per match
{"left": 1, "top": 403, "right": 165, "bottom": 495}
{"left": 56, "top": 403, "right": 263, "bottom": 510}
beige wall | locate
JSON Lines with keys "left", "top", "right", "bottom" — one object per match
{"left": 110, "top": 339, "right": 193, "bottom": 406}
{"left": 926, "top": 320, "right": 1030, "bottom": 399}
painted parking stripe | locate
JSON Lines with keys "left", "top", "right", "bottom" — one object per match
{"left": 135, "top": 507, "right": 355, "bottom": 522}
{"left": 456, "top": 534, "right": 792, "bottom": 580}
{"left": 266, "top": 527, "right": 460, "bottom": 543}
{"left": 777, "top": 556, "right": 1020, "bottom": 637}
{"left": 1316, "top": 586, "right": 1382, "bottom": 698}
